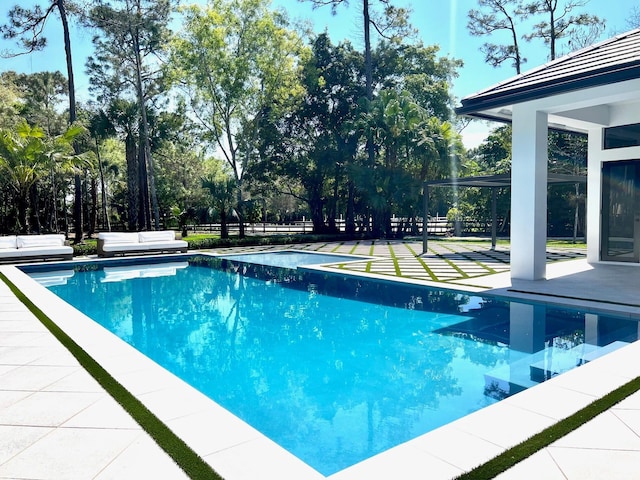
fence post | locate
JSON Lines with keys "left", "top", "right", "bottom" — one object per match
{"left": 422, "top": 183, "right": 428, "bottom": 255}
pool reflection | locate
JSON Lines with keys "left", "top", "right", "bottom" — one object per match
{"left": 41, "top": 257, "right": 639, "bottom": 475}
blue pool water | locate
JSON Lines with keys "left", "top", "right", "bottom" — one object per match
{"left": 24, "top": 256, "right": 639, "bottom": 475}
{"left": 219, "top": 250, "right": 364, "bottom": 268}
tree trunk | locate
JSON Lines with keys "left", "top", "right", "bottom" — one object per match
{"left": 89, "top": 176, "right": 97, "bottom": 237}
{"left": 29, "top": 183, "right": 42, "bottom": 234}
{"left": 138, "top": 142, "right": 150, "bottom": 230}
{"left": 126, "top": 131, "right": 139, "bottom": 231}
{"left": 220, "top": 208, "right": 228, "bottom": 239}
{"left": 573, "top": 183, "right": 579, "bottom": 243}
{"left": 96, "top": 138, "right": 111, "bottom": 231}
{"left": 57, "top": 0, "right": 82, "bottom": 243}
{"left": 132, "top": 8, "right": 160, "bottom": 230}
{"left": 345, "top": 179, "right": 355, "bottom": 234}
{"left": 50, "top": 166, "right": 59, "bottom": 232}
{"left": 363, "top": 0, "right": 376, "bottom": 171}
{"left": 309, "top": 187, "right": 325, "bottom": 234}
{"left": 236, "top": 179, "right": 245, "bottom": 238}
{"left": 17, "top": 190, "right": 29, "bottom": 234}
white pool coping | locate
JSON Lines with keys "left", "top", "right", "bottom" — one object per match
{"left": 3, "top": 257, "right": 640, "bottom": 480}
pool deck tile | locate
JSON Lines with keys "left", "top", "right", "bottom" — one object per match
{"left": 2, "top": 239, "right": 640, "bottom": 479}
{"left": 0, "top": 274, "right": 190, "bottom": 480}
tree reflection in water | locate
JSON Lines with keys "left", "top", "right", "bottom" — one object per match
{"left": 45, "top": 256, "right": 639, "bottom": 475}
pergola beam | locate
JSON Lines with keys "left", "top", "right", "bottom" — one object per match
{"left": 421, "top": 173, "right": 586, "bottom": 256}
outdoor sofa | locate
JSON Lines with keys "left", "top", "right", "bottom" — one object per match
{"left": 0, "top": 234, "right": 73, "bottom": 263}
{"left": 97, "top": 231, "right": 188, "bottom": 257}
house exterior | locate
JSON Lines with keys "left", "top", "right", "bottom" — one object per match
{"left": 456, "top": 28, "right": 640, "bottom": 280}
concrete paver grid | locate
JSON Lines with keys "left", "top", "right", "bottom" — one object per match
{"left": 210, "top": 240, "right": 586, "bottom": 284}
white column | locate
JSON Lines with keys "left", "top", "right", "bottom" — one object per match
{"left": 586, "top": 128, "right": 602, "bottom": 263}
{"left": 511, "top": 105, "right": 548, "bottom": 280}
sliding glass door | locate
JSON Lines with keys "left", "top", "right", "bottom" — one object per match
{"left": 601, "top": 160, "right": 640, "bottom": 262}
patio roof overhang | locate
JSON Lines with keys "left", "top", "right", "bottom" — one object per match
{"left": 425, "top": 173, "right": 586, "bottom": 188}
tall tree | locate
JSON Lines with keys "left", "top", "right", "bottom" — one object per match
{"left": 521, "top": 0, "right": 605, "bottom": 59}
{"left": 170, "top": 0, "right": 306, "bottom": 238}
{"left": 3, "top": 71, "right": 68, "bottom": 135}
{"left": 87, "top": 0, "right": 173, "bottom": 231}
{"left": 301, "top": 0, "right": 415, "bottom": 234}
{"left": 99, "top": 99, "right": 143, "bottom": 231}
{"left": 467, "top": 0, "right": 526, "bottom": 73}
{"left": 374, "top": 41, "right": 462, "bottom": 122}
{"left": 254, "top": 35, "right": 365, "bottom": 234}
{"left": 301, "top": 0, "right": 414, "bottom": 103}
{"left": 88, "top": 109, "right": 117, "bottom": 232}
{"left": 1, "top": 0, "right": 84, "bottom": 241}
{"left": 628, "top": 6, "right": 640, "bottom": 29}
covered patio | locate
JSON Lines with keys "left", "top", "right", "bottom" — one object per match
{"left": 455, "top": 28, "right": 640, "bottom": 280}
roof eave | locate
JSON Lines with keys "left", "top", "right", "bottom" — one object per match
{"left": 455, "top": 63, "right": 640, "bottom": 118}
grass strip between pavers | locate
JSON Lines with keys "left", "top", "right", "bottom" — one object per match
{"left": 455, "top": 374, "right": 640, "bottom": 479}
{"left": 403, "top": 243, "right": 438, "bottom": 281}
{"left": 0, "top": 271, "right": 224, "bottom": 480}
{"left": 386, "top": 242, "right": 402, "bottom": 276}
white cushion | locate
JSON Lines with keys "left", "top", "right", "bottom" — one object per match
{"left": 0, "top": 236, "right": 17, "bottom": 250}
{"left": 17, "top": 234, "right": 65, "bottom": 248}
{"left": 98, "top": 232, "right": 140, "bottom": 244}
{"left": 141, "top": 240, "right": 188, "bottom": 249}
{"left": 138, "top": 231, "right": 177, "bottom": 243}
{"left": 0, "top": 246, "right": 72, "bottom": 258}
{"left": 0, "top": 249, "right": 20, "bottom": 258}
{"left": 101, "top": 243, "right": 146, "bottom": 253}
{"left": 101, "top": 240, "right": 186, "bottom": 252}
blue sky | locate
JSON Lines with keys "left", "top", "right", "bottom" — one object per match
{"left": 0, "top": 0, "right": 637, "bottom": 146}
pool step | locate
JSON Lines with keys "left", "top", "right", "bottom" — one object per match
{"left": 530, "top": 340, "right": 629, "bottom": 382}
{"left": 484, "top": 341, "right": 629, "bottom": 399}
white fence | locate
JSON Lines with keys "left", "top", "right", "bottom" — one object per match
{"left": 189, "top": 216, "right": 454, "bottom": 236}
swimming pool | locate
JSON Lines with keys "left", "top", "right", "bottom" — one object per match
{"left": 22, "top": 255, "right": 640, "bottom": 476}
{"left": 218, "top": 250, "right": 367, "bottom": 268}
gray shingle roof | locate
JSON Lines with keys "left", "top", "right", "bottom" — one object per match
{"left": 456, "top": 28, "right": 640, "bottom": 117}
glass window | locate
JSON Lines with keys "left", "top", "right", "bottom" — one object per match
{"left": 604, "top": 124, "right": 640, "bottom": 149}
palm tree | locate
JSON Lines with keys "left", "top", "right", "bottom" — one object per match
{"left": 0, "top": 123, "right": 48, "bottom": 233}
{"left": 0, "top": 121, "right": 84, "bottom": 233}
{"left": 202, "top": 176, "right": 237, "bottom": 239}
{"left": 358, "top": 90, "right": 428, "bottom": 236}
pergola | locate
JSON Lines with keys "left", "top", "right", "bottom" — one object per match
{"left": 421, "top": 173, "right": 587, "bottom": 254}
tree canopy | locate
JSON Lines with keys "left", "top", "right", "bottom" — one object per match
{"left": 0, "top": 0, "right": 607, "bottom": 239}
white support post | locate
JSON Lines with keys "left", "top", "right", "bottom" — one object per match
{"left": 586, "top": 128, "right": 602, "bottom": 263}
{"left": 511, "top": 105, "right": 548, "bottom": 280}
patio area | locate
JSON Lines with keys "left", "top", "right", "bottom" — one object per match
{"left": 1, "top": 239, "right": 640, "bottom": 479}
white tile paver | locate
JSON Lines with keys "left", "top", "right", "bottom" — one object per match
{"left": 0, "top": 428, "right": 142, "bottom": 480}
{"left": 543, "top": 447, "right": 640, "bottom": 480}
{"left": 0, "top": 275, "right": 188, "bottom": 480}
